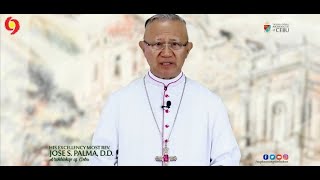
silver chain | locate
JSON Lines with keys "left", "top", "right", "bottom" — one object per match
{"left": 143, "top": 75, "right": 187, "bottom": 141}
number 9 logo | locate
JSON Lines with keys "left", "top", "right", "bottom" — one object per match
{"left": 5, "top": 17, "right": 20, "bottom": 35}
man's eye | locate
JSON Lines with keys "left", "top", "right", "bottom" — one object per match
{"left": 172, "top": 42, "right": 179, "bottom": 46}
{"left": 155, "top": 42, "right": 162, "bottom": 46}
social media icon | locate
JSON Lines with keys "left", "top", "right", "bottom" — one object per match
{"left": 276, "top": 154, "right": 282, "bottom": 160}
{"left": 283, "top": 154, "right": 289, "bottom": 160}
{"left": 263, "top": 154, "right": 269, "bottom": 160}
{"left": 270, "top": 154, "right": 275, "bottom": 160}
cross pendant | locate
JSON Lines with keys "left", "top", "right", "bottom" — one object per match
{"left": 155, "top": 144, "right": 177, "bottom": 166}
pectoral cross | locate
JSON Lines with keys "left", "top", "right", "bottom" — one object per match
{"left": 155, "top": 143, "right": 177, "bottom": 166}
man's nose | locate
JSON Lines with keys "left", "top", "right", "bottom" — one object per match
{"left": 161, "top": 44, "right": 173, "bottom": 56}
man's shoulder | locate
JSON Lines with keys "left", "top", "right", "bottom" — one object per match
{"left": 187, "top": 78, "right": 226, "bottom": 110}
{"left": 187, "top": 78, "right": 221, "bottom": 101}
{"left": 109, "top": 77, "right": 143, "bottom": 98}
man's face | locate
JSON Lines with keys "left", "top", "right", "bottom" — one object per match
{"left": 139, "top": 20, "right": 193, "bottom": 79}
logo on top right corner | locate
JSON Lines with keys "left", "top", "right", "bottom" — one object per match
{"left": 264, "top": 22, "right": 289, "bottom": 33}
{"left": 264, "top": 23, "right": 271, "bottom": 32}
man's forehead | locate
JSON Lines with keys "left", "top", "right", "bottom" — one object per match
{"left": 144, "top": 20, "right": 188, "bottom": 40}
{"left": 153, "top": 37, "right": 182, "bottom": 42}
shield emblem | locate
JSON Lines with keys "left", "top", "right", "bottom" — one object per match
{"left": 264, "top": 24, "right": 271, "bottom": 32}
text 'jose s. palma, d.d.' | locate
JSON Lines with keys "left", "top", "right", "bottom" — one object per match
{"left": 48, "top": 145, "right": 113, "bottom": 162}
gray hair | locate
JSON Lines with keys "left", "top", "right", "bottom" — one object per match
{"left": 144, "top": 14, "right": 186, "bottom": 28}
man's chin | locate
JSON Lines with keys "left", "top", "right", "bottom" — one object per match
{"left": 159, "top": 71, "right": 180, "bottom": 79}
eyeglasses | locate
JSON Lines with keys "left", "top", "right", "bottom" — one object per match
{"left": 143, "top": 40, "right": 188, "bottom": 51}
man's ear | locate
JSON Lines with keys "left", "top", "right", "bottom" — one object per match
{"left": 139, "top": 41, "right": 145, "bottom": 52}
{"left": 187, "top": 42, "right": 193, "bottom": 54}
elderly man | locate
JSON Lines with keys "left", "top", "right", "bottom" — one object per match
{"left": 89, "top": 14, "right": 241, "bottom": 166}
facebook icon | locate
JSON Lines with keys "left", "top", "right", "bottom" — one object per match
{"left": 263, "top": 154, "right": 269, "bottom": 160}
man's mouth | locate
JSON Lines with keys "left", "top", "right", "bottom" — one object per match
{"left": 160, "top": 62, "right": 173, "bottom": 66}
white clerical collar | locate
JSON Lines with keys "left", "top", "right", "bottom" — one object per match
{"left": 146, "top": 70, "right": 185, "bottom": 87}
